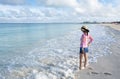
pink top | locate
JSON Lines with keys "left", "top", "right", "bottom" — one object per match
{"left": 80, "top": 33, "right": 93, "bottom": 48}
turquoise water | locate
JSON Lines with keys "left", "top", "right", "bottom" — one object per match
{"left": 0, "top": 23, "right": 79, "bottom": 55}
{"left": 0, "top": 23, "right": 116, "bottom": 79}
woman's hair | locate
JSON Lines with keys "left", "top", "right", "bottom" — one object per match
{"left": 87, "top": 31, "right": 88, "bottom": 36}
{"left": 84, "top": 31, "right": 88, "bottom": 36}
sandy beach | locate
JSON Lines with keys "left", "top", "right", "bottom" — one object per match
{"left": 75, "top": 24, "right": 120, "bottom": 79}
{"left": 101, "top": 24, "right": 120, "bottom": 31}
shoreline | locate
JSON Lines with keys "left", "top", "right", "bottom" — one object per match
{"left": 101, "top": 23, "right": 120, "bottom": 31}
{"left": 75, "top": 24, "right": 120, "bottom": 79}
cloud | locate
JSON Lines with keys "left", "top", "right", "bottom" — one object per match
{"left": 46, "top": 0, "right": 79, "bottom": 7}
{"left": 75, "top": 0, "right": 120, "bottom": 18}
{"left": 74, "top": 0, "right": 103, "bottom": 14}
{"left": 0, "top": 5, "right": 78, "bottom": 23}
{"left": 0, "top": 0, "right": 120, "bottom": 22}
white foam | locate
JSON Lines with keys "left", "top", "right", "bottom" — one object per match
{"left": 35, "top": 72, "right": 49, "bottom": 79}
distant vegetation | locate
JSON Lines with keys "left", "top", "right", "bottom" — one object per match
{"left": 102, "top": 21, "right": 120, "bottom": 24}
{"left": 81, "top": 21, "right": 120, "bottom": 24}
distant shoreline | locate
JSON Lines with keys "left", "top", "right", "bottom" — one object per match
{"left": 0, "top": 22, "right": 119, "bottom": 24}
{"left": 101, "top": 23, "right": 120, "bottom": 31}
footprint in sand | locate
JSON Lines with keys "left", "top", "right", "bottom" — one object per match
{"left": 91, "top": 71, "right": 99, "bottom": 75}
{"left": 88, "top": 67, "right": 93, "bottom": 70}
{"left": 104, "top": 72, "right": 112, "bottom": 76}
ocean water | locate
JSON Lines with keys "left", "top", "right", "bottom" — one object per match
{"left": 0, "top": 23, "right": 116, "bottom": 79}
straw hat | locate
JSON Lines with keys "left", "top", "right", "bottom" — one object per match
{"left": 81, "top": 26, "right": 89, "bottom": 32}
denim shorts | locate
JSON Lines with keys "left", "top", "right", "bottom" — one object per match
{"left": 80, "top": 47, "right": 88, "bottom": 53}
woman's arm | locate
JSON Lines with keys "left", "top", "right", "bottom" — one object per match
{"left": 88, "top": 35, "right": 93, "bottom": 46}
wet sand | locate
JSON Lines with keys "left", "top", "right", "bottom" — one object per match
{"left": 75, "top": 24, "right": 120, "bottom": 79}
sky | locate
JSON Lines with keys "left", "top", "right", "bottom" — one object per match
{"left": 0, "top": 0, "right": 120, "bottom": 23}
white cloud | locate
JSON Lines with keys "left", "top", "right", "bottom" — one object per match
{"left": 75, "top": 0, "right": 103, "bottom": 14}
{"left": 75, "top": 0, "right": 120, "bottom": 19}
{"left": 46, "top": 0, "right": 79, "bottom": 7}
{"left": 86, "top": 0, "right": 102, "bottom": 11}
{"left": 0, "top": 0, "right": 120, "bottom": 22}
{"left": 0, "top": 5, "right": 78, "bottom": 23}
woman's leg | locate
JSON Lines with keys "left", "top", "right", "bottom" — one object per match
{"left": 79, "top": 53, "right": 84, "bottom": 69}
{"left": 84, "top": 53, "right": 88, "bottom": 67}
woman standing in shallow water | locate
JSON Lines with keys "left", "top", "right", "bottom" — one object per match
{"left": 79, "top": 26, "right": 93, "bottom": 70}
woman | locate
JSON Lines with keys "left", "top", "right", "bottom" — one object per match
{"left": 79, "top": 26, "right": 93, "bottom": 70}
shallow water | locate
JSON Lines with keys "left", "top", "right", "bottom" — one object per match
{"left": 0, "top": 23, "right": 117, "bottom": 79}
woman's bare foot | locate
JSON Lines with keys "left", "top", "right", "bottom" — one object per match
{"left": 79, "top": 67, "right": 85, "bottom": 70}
{"left": 84, "top": 63, "right": 89, "bottom": 68}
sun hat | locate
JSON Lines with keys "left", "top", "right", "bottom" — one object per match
{"left": 81, "top": 26, "right": 89, "bottom": 32}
